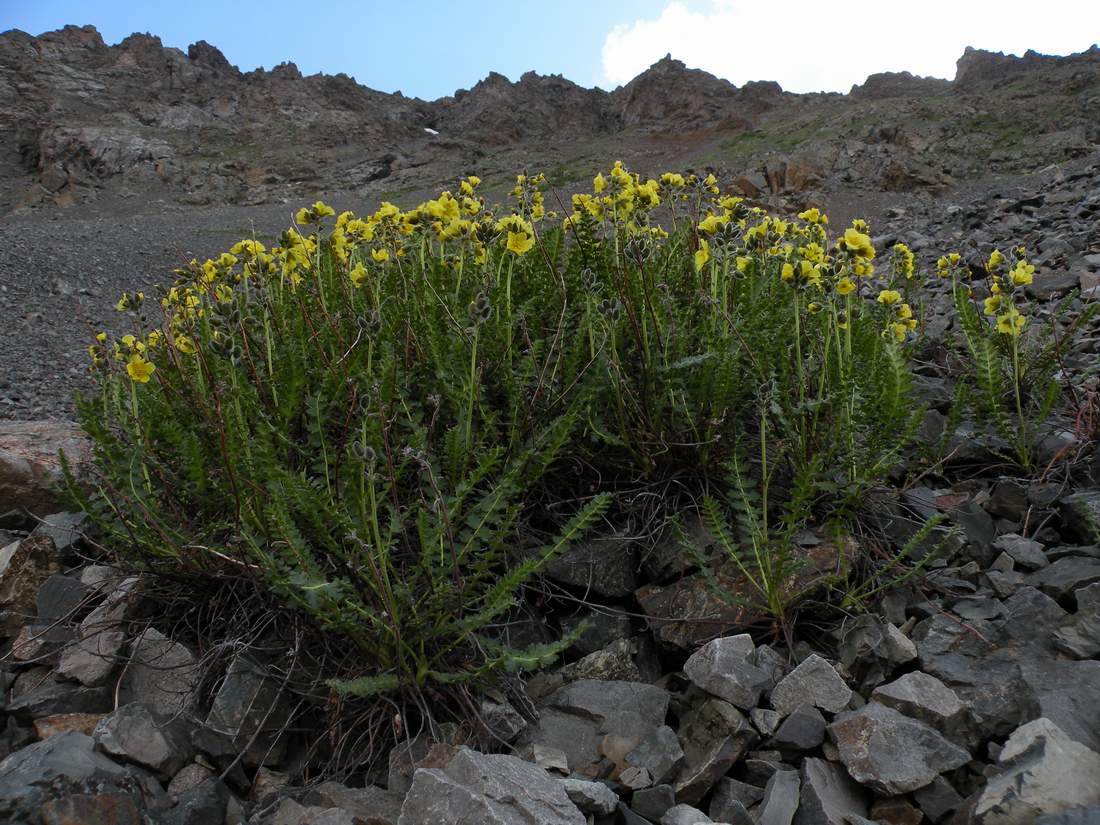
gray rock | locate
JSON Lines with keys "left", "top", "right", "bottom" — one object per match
{"left": 632, "top": 784, "right": 676, "bottom": 821}
{"left": 560, "top": 609, "right": 634, "bottom": 656}
{"left": 1028, "top": 557, "right": 1100, "bottom": 600}
{"left": 674, "top": 698, "right": 758, "bottom": 805}
{"left": 870, "top": 671, "right": 968, "bottom": 734}
{"left": 751, "top": 707, "right": 781, "bottom": 736}
{"left": 683, "top": 634, "right": 772, "bottom": 709}
{"left": 397, "top": 747, "right": 585, "bottom": 825}
{"left": 771, "top": 704, "right": 825, "bottom": 751}
{"left": 1035, "top": 808, "right": 1100, "bottom": 825}
{"left": 661, "top": 803, "right": 711, "bottom": 825}
{"left": 167, "top": 763, "right": 214, "bottom": 798}
{"left": 302, "top": 781, "right": 403, "bottom": 824}
{"left": 757, "top": 768, "right": 800, "bottom": 825}
{"left": 793, "top": 757, "right": 868, "bottom": 825}
{"left": 828, "top": 702, "right": 971, "bottom": 794}
{"left": 35, "top": 574, "right": 91, "bottom": 622}
{"left": 6, "top": 677, "right": 111, "bottom": 719}
{"left": 157, "top": 777, "right": 230, "bottom": 825}
{"left": 993, "top": 534, "right": 1049, "bottom": 570}
{"left": 913, "top": 775, "right": 963, "bottom": 822}
{"left": 624, "top": 725, "right": 684, "bottom": 786}
{"left": 561, "top": 778, "right": 617, "bottom": 815}
{"left": 479, "top": 695, "right": 527, "bottom": 743}
{"left": 769, "top": 654, "right": 852, "bottom": 717}
{"left": 526, "top": 680, "right": 669, "bottom": 773}
{"left": 544, "top": 534, "right": 638, "bottom": 598}
{"left": 974, "top": 718, "right": 1100, "bottom": 825}
{"left": 56, "top": 597, "right": 127, "bottom": 686}
{"left": 837, "top": 614, "right": 917, "bottom": 691}
{"left": 0, "top": 731, "right": 163, "bottom": 819}
{"left": 30, "top": 511, "right": 87, "bottom": 555}
{"left": 121, "top": 627, "right": 202, "bottom": 717}
{"left": 709, "top": 777, "right": 764, "bottom": 820}
{"left": 93, "top": 702, "right": 195, "bottom": 778}
{"left": 559, "top": 637, "right": 644, "bottom": 683}
{"left": 1055, "top": 608, "right": 1100, "bottom": 659}
{"left": 388, "top": 726, "right": 463, "bottom": 796}
{"left": 204, "top": 652, "right": 289, "bottom": 768}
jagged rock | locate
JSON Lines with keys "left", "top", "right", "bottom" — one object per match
{"left": 560, "top": 609, "right": 634, "bottom": 656}
{"left": 837, "top": 614, "right": 917, "bottom": 691}
{"left": 301, "top": 783, "right": 404, "bottom": 822}
{"left": 771, "top": 704, "right": 826, "bottom": 751}
{"left": 912, "top": 776, "right": 963, "bottom": 822}
{"left": 674, "top": 698, "right": 758, "bottom": 805}
{"left": 660, "top": 803, "right": 711, "bottom": 825}
{"left": 203, "top": 652, "right": 291, "bottom": 769}
{"left": 828, "top": 702, "right": 971, "bottom": 794}
{"left": 35, "top": 573, "right": 91, "bottom": 622}
{"left": 1028, "top": 556, "right": 1100, "bottom": 600}
{"left": 167, "top": 763, "right": 214, "bottom": 798}
{"left": 121, "top": 627, "right": 201, "bottom": 716}
{"left": 870, "top": 672, "right": 968, "bottom": 736}
{"left": 757, "top": 768, "right": 800, "bottom": 825}
{"left": 993, "top": 534, "right": 1049, "bottom": 570}
{"left": 56, "top": 589, "right": 132, "bottom": 686}
{"left": 543, "top": 534, "right": 638, "bottom": 597}
{"left": 709, "top": 777, "right": 764, "bottom": 820}
{"left": 0, "top": 731, "right": 164, "bottom": 821}
{"left": 396, "top": 747, "right": 585, "bottom": 825}
{"left": 30, "top": 511, "right": 87, "bottom": 556}
{"left": 479, "top": 695, "right": 527, "bottom": 743}
{"left": 973, "top": 718, "right": 1100, "bottom": 824}
{"left": 158, "top": 777, "right": 230, "bottom": 825}
{"left": 1055, "top": 607, "right": 1100, "bottom": 659}
{"left": 0, "top": 535, "right": 61, "bottom": 637}
{"left": 559, "top": 637, "right": 644, "bottom": 683}
{"left": 624, "top": 725, "right": 684, "bottom": 786}
{"left": 683, "top": 634, "right": 772, "bottom": 709}
{"left": 0, "top": 421, "right": 92, "bottom": 515}
{"left": 770, "top": 654, "right": 852, "bottom": 717}
{"left": 632, "top": 784, "right": 676, "bottom": 821}
{"left": 561, "top": 778, "right": 617, "bottom": 815}
{"left": 751, "top": 707, "right": 781, "bottom": 736}
{"left": 870, "top": 796, "right": 924, "bottom": 825}
{"left": 636, "top": 569, "right": 762, "bottom": 651}
{"left": 93, "top": 703, "right": 195, "bottom": 778}
{"left": 6, "top": 677, "right": 111, "bottom": 719}
{"left": 794, "top": 757, "right": 868, "bottom": 825}
{"left": 524, "top": 680, "right": 669, "bottom": 774}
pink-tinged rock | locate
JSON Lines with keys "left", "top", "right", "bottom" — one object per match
{"left": 0, "top": 421, "right": 92, "bottom": 515}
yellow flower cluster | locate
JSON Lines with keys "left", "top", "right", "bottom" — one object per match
{"left": 982, "top": 247, "right": 1035, "bottom": 336}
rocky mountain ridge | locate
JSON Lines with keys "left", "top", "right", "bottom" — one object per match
{"left": 1, "top": 25, "right": 1098, "bottom": 213}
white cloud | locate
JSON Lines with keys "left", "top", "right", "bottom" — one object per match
{"left": 601, "top": 0, "right": 1099, "bottom": 92}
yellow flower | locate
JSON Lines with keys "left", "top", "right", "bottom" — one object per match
{"left": 798, "top": 207, "right": 825, "bottom": 224}
{"left": 698, "top": 213, "right": 727, "bottom": 234}
{"left": 997, "top": 308, "right": 1026, "bottom": 336}
{"left": 987, "top": 249, "right": 1004, "bottom": 271}
{"left": 877, "top": 290, "right": 902, "bottom": 306}
{"left": 694, "top": 239, "right": 711, "bottom": 272}
{"left": 593, "top": 173, "right": 607, "bottom": 193}
{"left": 1010, "top": 261, "right": 1035, "bottom": 286}
{"left": 836, "top": 277, "right": 856, "bottom": 295}
{"left": 660, "top": 172, "right": 685, "bottom": 187}
{"left": 735, "top": 256, "right": 751, "bottom": 273}
{"left": 885, "top": 322, "right": 909, "bottom": 342}
{"left": 506, "top": 231, "right": 535, "bottom": 256}
{"left": 842, "top": 228, "right": 875, "bottom": 259}
{"left": 126, "top": 353, "right": 155, "bottom": 383}
{"left": 349, "top": 262, "right": 368, "bottom": 288}
{"left": 781, "top": 262, "right": 795, "bottom": 282}
{"left": 371, "top": 248, "right": 390, "bottom": 263}
{"left": 983, "top": 295, "right": 1002, "bottom": 316}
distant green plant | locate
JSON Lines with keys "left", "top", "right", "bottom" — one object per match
{"left": 945, "top": 248, "right": 1097, "bottom": 470}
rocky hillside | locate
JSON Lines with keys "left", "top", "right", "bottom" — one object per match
{"left": 1, "top": 25, "right": 1098, "bottom": 213}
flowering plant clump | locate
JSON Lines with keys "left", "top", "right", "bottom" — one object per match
{"left": 71, "top": 162, "right": 1080, "bottom": 710}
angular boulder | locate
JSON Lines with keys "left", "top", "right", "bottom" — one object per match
{"left": 397, "top": 747, "right": 585, "bottom": 825}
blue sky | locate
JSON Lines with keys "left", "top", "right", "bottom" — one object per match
{"left": 0, "top": 0, "right": 670, "bottom": 99}
{"left": 2, "top": 1, "right": 1097, "bottom": 98}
